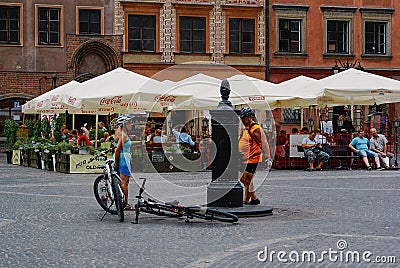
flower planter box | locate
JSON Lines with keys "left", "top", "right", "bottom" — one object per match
{"left": 6, "top": 151, "right": 12, "bottom": 164}
{"left": 56, "top": 162, "right": 69, "bottom": 173}
{"left": 42, "top": 152, "right": 54, "bottom": 171}
{"left": 29, "top": 151, "right": 42, "bottom": 169}
{"left": 56, "top": 152, "right": 70, "bottom": 173}
{"left": 22, "top": 149, "right": 30, "bottom": 167}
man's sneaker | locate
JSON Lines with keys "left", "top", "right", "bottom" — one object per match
{"left": 376, "top": 167, "right": 385, "bottom": 171}
{"left": 367, "top": 166, "right": 372, "bottom": 170}
{"left": 248, "top": 199, "right": 260, "bottom": 205}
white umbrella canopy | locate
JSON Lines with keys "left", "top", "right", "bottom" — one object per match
{"left": 224, "top": 74, "right": 312, "bottom": 110}
{"left": 162, "top": 74, "right": 222, "bottom": 110}
{"left": 60, "top": 68, "right": 164, "bottom": 114}
{"left": 266, "top": 75, "right": 319, "bottom": 109}
{"left": 22, "top": 80, "right": 81, "bottom": 114}
{"left": 162, "top": 73, "right": 276, "bottom": 110}
{"left": 126, "top": 74, "right": 217, "bottom": 112}
{"left": 299, "top": 68, "right": 400, "bottom": 107}
{"left": 159, "top": 73, "right": 301, "bottom": 110}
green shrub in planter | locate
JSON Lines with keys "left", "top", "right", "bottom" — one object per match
{"left": 4, "top": 119, "right": 19, "bottom": 163}
{"left": 89, "top": 129, "right": 104, "bottom": 141}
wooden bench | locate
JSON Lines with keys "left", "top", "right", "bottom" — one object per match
{"left": 298, "top": 145, "right": 362, "bottom": 170}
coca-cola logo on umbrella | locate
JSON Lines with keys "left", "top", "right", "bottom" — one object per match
{"left": 51, "top": 95, "right": 59, "bottom": 102}
{"left": 100, "top": 96, "right": 122, "bottom": 105}
{"left": 154, "top": 95, "right": 177, "bottom": 102}
{"left": 68, "top": 97, "right": 77, "bottom": 105}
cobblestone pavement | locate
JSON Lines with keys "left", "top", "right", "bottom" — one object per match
{"left": 1, "top": 154, "right": 399, "bottom": 267}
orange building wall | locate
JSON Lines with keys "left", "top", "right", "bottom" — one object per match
{"left": 269, "top": 0, "right": 400, "bottom": 83}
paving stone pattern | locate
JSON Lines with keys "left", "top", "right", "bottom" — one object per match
{"left": 0, "top": 154, "right": 399, "bottom": 267}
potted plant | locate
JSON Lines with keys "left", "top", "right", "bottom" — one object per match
{"left": 3, "top": 119, "right": 19, "bottom": 164}
{"left": 42, "top": 142, "right": 57, "bottom": 171}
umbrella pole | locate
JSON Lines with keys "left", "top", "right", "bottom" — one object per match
{"left": 300, "top": 107, "right": 304, "bottom": 129}
{"left": 72, "top": 114, "right": 75, "bottom": 130}
{"left": 95, "top": 111, "right": 99, "bottom": 148}
{"left": 350, "top": 97, "right": 354, "bottom": 123}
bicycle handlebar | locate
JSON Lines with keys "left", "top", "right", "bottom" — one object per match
{"left": 98, "top": 147, "right": 114, "bottom": 157}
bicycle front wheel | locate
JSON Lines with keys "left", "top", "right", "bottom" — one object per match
{"left": 186, "top": 207, "right": 238, "bottom": 223}
{"left": 111, "top": 175, "right": 124, "bottom": 222}
{"left": 93, "top": 174, "right": 117, "bottom": 215}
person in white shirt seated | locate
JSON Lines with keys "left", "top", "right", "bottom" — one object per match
{"left": 172, "top": 124, "right": 195, "bottom": 147}
{"left": 153, "top": 129, "right": 166, "bottom": 143}
{"left": 320, "top": 114, "right": 333, "bottom": 135}
{"left": 302, "top": 131, "right": 330, "bottom": 171}
{"left": 316, "top": 128, "right": 333, "bottom": 156}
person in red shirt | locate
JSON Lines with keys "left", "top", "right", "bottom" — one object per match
{"left": 77, "top": 128, "right": 91, "bottom": 146}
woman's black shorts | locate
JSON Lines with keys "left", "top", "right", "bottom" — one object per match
{"left": 244, "top": 162, "right": 258, "bottom": 174}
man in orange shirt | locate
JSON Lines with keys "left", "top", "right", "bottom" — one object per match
{"left": 238, "top": 107, "right": 271, "bottom": 205}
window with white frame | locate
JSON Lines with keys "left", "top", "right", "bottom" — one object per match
{"left": 361, "top": 8, "right": 393, "bottom": 57}
{"left": 364, "top": 21, "right": 386, "bottom": 54}
{"left": 326, "top": 20, "right": 349, "bottom": 54}
{"left": 321, "top": 6, "right": 356, "bottom": 56}
{"left": 272, "top": 4, "right": 309, "bottom": 56}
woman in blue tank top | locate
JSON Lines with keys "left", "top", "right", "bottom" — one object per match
{"left": 113, "top": 115, "right": 133, "bottom": 210}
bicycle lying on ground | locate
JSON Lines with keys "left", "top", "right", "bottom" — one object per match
{"left": 93, "top": 148, "right": 126, "bottom": 222}
{"left": 132, "top": 178, "right": 238, "bottom": 224}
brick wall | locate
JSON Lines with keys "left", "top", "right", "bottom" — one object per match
{"left": 65, "top": 35, "right": 123, "bottom": 72}
{"left": 0, "top": 72, "right": 73, "bottom": 99}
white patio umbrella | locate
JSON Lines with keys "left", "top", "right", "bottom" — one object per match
{"left": 307, "top": 68, "right": 400, "bottom": 107}
{"left": 60, "top": 68, "right": 164, "bottom": 115}
{"left": 159, "top": 73, "right": 277, "bottom": 110}
{"left": 136, "top": 73, "right": 223, "bottom": 111}
{"left": 22, "top": 80, "right": 81, "bottom": 114}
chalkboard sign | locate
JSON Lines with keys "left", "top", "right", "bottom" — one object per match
{"left": 151, "top": 151, "right": 165, "bottom": 163}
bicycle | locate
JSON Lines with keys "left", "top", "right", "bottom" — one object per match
{"left": 93, "top": 148, "right": 126, "bottom": 222}
{"left": 132, "top": 178, "right": 238, "bottom": 224}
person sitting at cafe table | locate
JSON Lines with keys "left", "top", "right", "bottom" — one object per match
{"left": 68, "top": 129, "right": 78, "bottom": 143}
{"left": 339, "top": 114, "right": 355, "bottom": 134}
{"left": 300, "top": 127, "right": 309, "bottom": 134}
{"left": 153, "top": 128, "right": 166, "bottom": 143}
{"left": 61, "top": 129, "right": 70, "bottom": 141}
{"left": 145, "top": 128, "right": 156, "bottom": 144}
{"left": 369, "top": 128, "right": 396, "bottom": 169}
{"left": 316, "top": 128, "right": 333, "bottom": 156}
{"left": 172, "top": 124, "right": 195, "bottom": 148}
{"left": 302, "top": 131, "right": 330, "bottom": 171}
{"left": 348, "top": 130, "right": 383, "bottom": 170}
{"left": 99, "top": 131, "right": 109, "bottom": 143}
{"left": 320, "top": 114, "right": 333, "bottom": 135}
{"left": 77, "top": 128, "right": 91, "bottom": 146}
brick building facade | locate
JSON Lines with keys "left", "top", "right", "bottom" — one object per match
{"left": 0, "top": 0, "right": 122, "bottom": 135}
